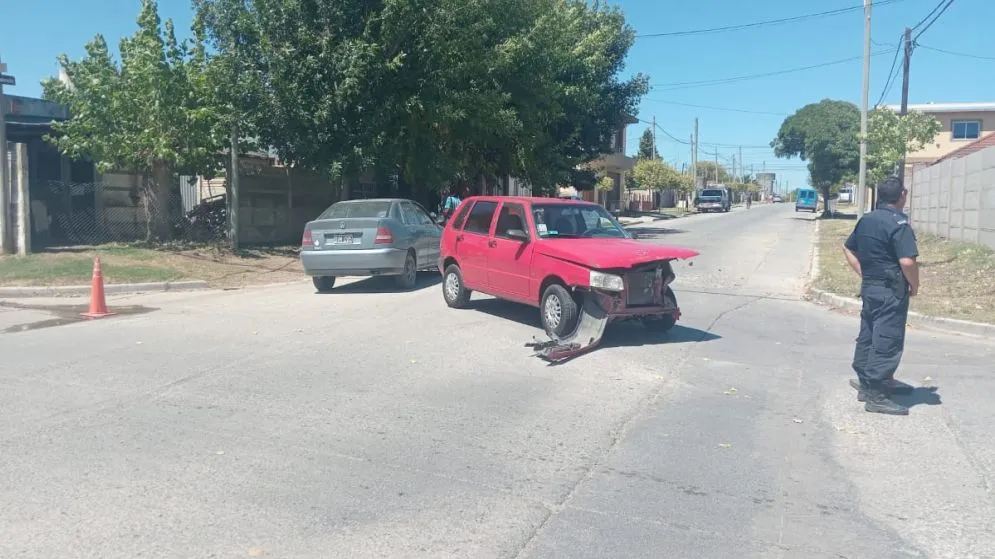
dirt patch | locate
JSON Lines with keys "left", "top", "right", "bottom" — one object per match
{"left": 816, "top": 219, "right": 995, "bottom": 325}
{"left": 0, "top": 244, "right": 304, "bottom": 289}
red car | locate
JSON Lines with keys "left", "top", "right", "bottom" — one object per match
{"left": 438, "top": 196, "right": 699, "bottom": 341}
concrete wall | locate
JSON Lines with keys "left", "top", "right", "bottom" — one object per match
{"left": 908, "top": 144, "right": 995, "bottom": 250}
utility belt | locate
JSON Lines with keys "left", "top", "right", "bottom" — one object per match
{"left": 862, "top": 269, "right": 908, "bottom": 299}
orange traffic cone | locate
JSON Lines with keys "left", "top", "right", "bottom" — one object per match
{"left": 81, "top": 256, "right": 116, "bottom": 319}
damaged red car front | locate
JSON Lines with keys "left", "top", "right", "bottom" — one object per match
{"left": 438, "top": 196, "right": 699, "bottom": 362}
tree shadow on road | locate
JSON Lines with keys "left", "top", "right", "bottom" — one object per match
{"left": 466, "top": 298, "right": 721, "bottom": 351}
{"left": 314, "top": 273, "right": 441, "bottom": 295}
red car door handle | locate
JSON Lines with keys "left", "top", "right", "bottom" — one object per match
{"left": 456, "top": 234, "right": 464, "bottom": 241}
{"left": 488, "top": 240, "right": 497, "bottom": 248}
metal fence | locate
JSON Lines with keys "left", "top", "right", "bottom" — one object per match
{"left": 908, "top": 144, "right": 995, "bottom": 250}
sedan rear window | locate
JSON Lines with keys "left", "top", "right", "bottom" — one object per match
{"left": 318, "top": 201, "right": 392, "bottom": 219}
{"left": 701, "top": 189, "right": 724, "bottom": 197}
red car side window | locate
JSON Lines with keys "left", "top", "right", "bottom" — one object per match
{"left": 451, "top": 201, "right": 474, "bottom": 230}
{"left": 463, "top": 201, "right": 498, "bottom": 235}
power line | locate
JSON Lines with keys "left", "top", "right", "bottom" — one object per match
{"left": 873, "top": 36, "right": 905, "bottom": 107}
{"left": 637, "top": 118, "right": 691, "bottom": 145}
{"left": 911, "top": 0, "right": 949, "bottom": 31}
{"left": 916, "top": 43, "right": 995, "bottom": 61}
{"left": 913, "top": 0, "right": 956, "bottom": 41}
{"left": 642, "top": 99, "right": 788, "bottom": 117}
{"left": 651, "top": 51, "right": 891, "bottom": 91}
{"left": 636, "top": 0, "right": 908, "bottom": 39}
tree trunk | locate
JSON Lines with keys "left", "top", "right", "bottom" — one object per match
{"left": 821, "top": 184, "right": 833, "bottom": 218}
{"left": 148, "top": 163, "right": 173, "bottom": 241}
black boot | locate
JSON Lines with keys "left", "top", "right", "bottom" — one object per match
{"left": 849, "top": 378, "right": 914, "bottom": 401}
{"left": 863, "top": 387, "right": 909, "bottom": 416}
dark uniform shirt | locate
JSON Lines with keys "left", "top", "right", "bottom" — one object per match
{"left": 844, "top": 203, "right": 919, "bottom": 282}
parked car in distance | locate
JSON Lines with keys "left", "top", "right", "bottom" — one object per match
{"left": 795, "top": 188, "right": 819, "bottom": 213}
{"left": 695, "top": 188, "right": 731, "bottom": 212}
{"left": 438, "top": 196, "right": 699, "bottom": 338}
{"left": 300, "top": 198, "right": 442, "bottom": 291}
{"left": 772, "top": 194, "right": 783, "bottom": 203}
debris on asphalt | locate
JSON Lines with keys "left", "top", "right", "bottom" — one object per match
{"left": 792, "top": 418, "right": 804, "bottom": 424}
{"left": 718, "top": 443, "right": 732, "bottom": 448}
{"left": 526, "top": 292, "right": 610, "bottom": 363}
{"left": 723, "top": 388, "right": 738, "bottom": 395}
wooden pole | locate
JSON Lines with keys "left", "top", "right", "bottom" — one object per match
{"left": 15, "top": 142, "right": 29, "bottom": 254}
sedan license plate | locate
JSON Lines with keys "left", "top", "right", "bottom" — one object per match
{"left": 328, "top": 234, "right": 357, "bottom": 245}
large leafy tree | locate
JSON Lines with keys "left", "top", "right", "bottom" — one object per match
{"left": 867, "top": 107, "right": 941, "bottom": 186}
{"left": 43, "top": 0, "right": 224, "bottom": 240}
{"left": 771, "top": 99, "right": 860, "bottom": 216}
{"left": 196, "top": 0, "right": 648, "bottom": 196}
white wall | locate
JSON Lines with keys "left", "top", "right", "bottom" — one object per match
{"left": 908, "top": 144, "right": 995, "bottom": 250}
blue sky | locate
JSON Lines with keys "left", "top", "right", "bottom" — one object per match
{"left": 4, "top": 0, "right": 993, "bottom": 191}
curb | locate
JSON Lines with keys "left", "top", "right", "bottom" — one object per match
{"left": 806, "top": 219, "right": 995, "bottom": 338}
{"left": 0, "top": 280, "right": 211, "bottom": 298}
{"left": 807, "top": 287, "right": 995, "bottom": 338}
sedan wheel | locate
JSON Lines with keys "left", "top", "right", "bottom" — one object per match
{"left": 395, "top": 251, "right": 418, "bottom": 289}
{"left": 312, "top": 276, "right": 336, "bottom": 293}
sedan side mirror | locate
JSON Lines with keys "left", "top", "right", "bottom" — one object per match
{"left": 629, "top": 231, "right": 639, "bottom": 240}
{"left": 430, "top": 212, "right": 438, "bottom": 219}
{"left": 505, "top": 229, "right": 529, "bottom": 242}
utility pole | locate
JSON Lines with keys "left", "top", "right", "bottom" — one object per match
{"left": 897, "top": 26, "right": 913, "bottom": 187}
{"left": 738, "top": 146, "right": 743, "bottom": 181}
{"left": 0, "top": 56, "right": 12, "bottom": 254}
{"left": 856, "top": 0, "right": 873, "bottom": 216}
{"left": 651, "top": 116, "right": 658, "bottom": 159}
{"left": 229, "top": 125, "right": 240, "bottom": 250}
{"left": 691, "top": 118, "right": 698, "bottom": 189}
{"left": 714, "top": 150, "right": 719, "bottom": 183}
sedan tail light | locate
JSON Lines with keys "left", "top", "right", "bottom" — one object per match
{"left": 375, "top": 225, "right": 394, "bottom": 244}
{"left": 302, "top": 229, "right": 313, "bottom": 247}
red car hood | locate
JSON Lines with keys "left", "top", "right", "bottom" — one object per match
{"left": 536, "top": 239, "right": 699, "bottom": 270}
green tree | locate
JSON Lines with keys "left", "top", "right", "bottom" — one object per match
{"left": 196, "top": 0, "right": 648, "bottom": 196}
{"left": 637, "top": 128, "right": 656, "bottom": 159}
{"left": 43, "top": 0, "right": 224, "bottom": 240}
{"left": 771, "top": 99, "right": 860, "bottom": 217}
{"left": 867, "top": 107, "right": 942, "bottom": 186}
{"left": 596, "top": 175, "right": 615, "bottom": 192}
{"left": 633, "top": 158, "right": 687, "bottom": 190}
{"left": 695, "top": 161, "right": 731, "bottom": 183}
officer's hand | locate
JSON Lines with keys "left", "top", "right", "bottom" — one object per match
{"left": 908, "top": 284, "right": 919, "bottom": 297}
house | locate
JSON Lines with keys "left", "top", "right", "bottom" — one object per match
{"left": 576, "top": 115, "right": 639, "bottom": 210}
{"left": 885, "top": 101, "right": 995, "bottom": 177}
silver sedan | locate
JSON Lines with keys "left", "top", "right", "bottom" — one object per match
{"left": 300, "top": 198, "right": 443, "bottom": 292}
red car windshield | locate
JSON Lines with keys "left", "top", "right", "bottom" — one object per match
{"left": 531, "top": 203, "right": 629, "bottom": 239}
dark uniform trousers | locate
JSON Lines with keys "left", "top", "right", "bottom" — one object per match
{"left": 851, "top": 276, "right": 909, "bottom": 385}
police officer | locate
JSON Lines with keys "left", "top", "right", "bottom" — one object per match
{"left": 842, "top": 176, "right": 919, "bottom": 415}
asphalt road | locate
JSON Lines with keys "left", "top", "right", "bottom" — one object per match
{"left": 3, "top": 204, "right": 994, "bottom": 558}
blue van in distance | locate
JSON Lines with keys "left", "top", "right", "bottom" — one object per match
{"left": 795, "top": 188, "right": 818, "bottom": 213}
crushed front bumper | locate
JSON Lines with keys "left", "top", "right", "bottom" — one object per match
{"left": 527, "top": 287, "right": 681, "bottom": 363}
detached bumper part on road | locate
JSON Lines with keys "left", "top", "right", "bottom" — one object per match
{"left": 528, "top": 291, "right": 611, "bottom": 363}
{"left": 301, "top": 248, "right": 408, "bottom": 277}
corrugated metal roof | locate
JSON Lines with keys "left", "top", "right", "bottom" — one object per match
{"left": 885, "top": 102, "right": 995, "bottom": 113}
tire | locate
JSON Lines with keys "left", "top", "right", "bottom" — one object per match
{"left": 540, "top": 283, "right": 579, "bottom": 338}
{"left": 643, "top": 288, "right": 678, "bottom": 333}
{"left": 312, "top": 276, "right": 336, "bottom": 293}
{"left": 442, "top": 264, "right": 471, "bottom": 308}
{"left": 395, "top": 250, "right": 418, "bottom": 289}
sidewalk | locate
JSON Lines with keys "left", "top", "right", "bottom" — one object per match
{"left": 809, "top": 217, "right": 995, "bottom": 336}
